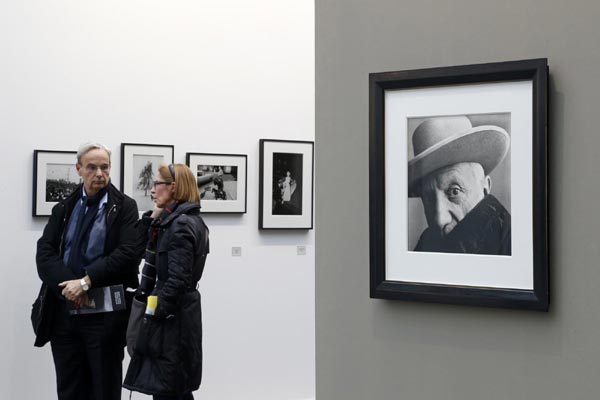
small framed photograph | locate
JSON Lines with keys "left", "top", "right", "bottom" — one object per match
{"left": 33, "top": 150, "right": 79, "bottom": 217}
{"left": 259, "top": 139, "right": 314, "bottom": 229}
{"left": 120, "top": 143, "right": 174, "bottom": 212}
{"left": 369, "top": 59, "right": 548, "bottom": 310}
{"left": 186, "top": 152, "right": 248, "bottom": 213}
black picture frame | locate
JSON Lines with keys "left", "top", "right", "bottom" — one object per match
{"left": 33, "top": 149, "right": 79, "bottom": 217}
{"left": 259, "top": 139, "right": 314, "bottom": 229}
{"left": 186, "top": 152, "right": 248, "bottom": 213}
{"left": 369, "top": 58, "right": 548, "bottom": 311}
{"left": 120, "top": 143, "right": 174, "bottom": 213}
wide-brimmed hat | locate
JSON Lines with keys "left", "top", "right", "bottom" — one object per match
{"left": 408, "top": 115, "right": 509, "bottom": 197}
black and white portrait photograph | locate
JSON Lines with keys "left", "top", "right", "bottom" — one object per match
{"left": 259, "top": 139, "right": 314, "bottom": 229}
{"left": 186, "top": 153, "right": 247, "bottom": 213}
{"left": 33, "top": 150, "right": 78, "bottom": 216}
{"left": 369, "top": 59, "right": 548, "bottom": 310}
{"left": 45, "top": 162, "right": 81, "bottom": 202}
{"left": 132, "top": 154, "right": 163, "bottom": 211}
{"left": 272, "top": 152, "right": 303, "bottom": 215}
{"left": 407, "top": 113, "right": 511, "bottom": 256}
{"left": 121, "top": 143, "right": 174, "bottom": 214}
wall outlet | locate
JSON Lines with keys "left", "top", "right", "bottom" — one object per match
{"left": 297, "top": 245, "right": 306, "bottom": 255}
{"left": 232, "top": 246, "right": 242, "bottom": 257}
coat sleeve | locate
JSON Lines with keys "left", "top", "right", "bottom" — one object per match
{"left": 36, "top": 203, "right": 78, "bottom": 297}
{"left": 85, "top": 198, "right": 140, "bottom": 287}
{"left": 137, "top": 213, "right": 156, "bottom": 295}
{"left": 156, "top": 216, "right": 196, "bottom": 318}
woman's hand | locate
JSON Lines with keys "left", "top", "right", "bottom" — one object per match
{"left": 150, "top": 207, "right": 164, "bottom": 219}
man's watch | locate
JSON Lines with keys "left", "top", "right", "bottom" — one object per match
{"left": 80, "top": 278, "right": 90, "bottom": 292}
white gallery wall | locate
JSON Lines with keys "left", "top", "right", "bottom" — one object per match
{"left": 0, "top": 1, "right": 315, "bottom": 399}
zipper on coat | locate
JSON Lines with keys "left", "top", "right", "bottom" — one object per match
{"left": 105, "top": 204, "right": 118, "bottom": 232}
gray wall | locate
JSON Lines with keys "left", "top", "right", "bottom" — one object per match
{"left": 316, "top": 1, "right": 600, "bottom": 399}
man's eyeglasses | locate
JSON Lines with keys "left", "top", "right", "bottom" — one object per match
{"left": 84, "top": 164, "right": 110, "bottom": 173}
{"left": 153, "top": 180, "right": 172, "bottom": 188}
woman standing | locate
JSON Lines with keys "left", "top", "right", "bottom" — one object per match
{"left": 124, "top": 164, "right": 209, "bottom": 400}
{"left": 281, "top": 171, "right": 292, "bottom": 202}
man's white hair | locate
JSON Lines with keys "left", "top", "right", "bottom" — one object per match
{"left": 77, "top": 142, "right": 112, "bottom": 164}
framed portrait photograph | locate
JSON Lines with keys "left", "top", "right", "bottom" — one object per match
{"left": 186, "top": 152, "right": 248, "bottom": 213}
{"left": 120, "top": 143, "right": 174, "bottom": 213}
{"left": 259, "top": 139, "right": 314, "bottom": 229}
{"left": 369, "top": 58, "right": 548, "bottom": 310}
{"left": 33, "top": 150, "right": 79, "bottom": 217}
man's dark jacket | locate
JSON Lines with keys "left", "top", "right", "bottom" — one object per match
{"left": 415, "top": 195, "right": 511, "bottom": 255}
{"left": 34, "top": 182, "right": 140, "bottom": 347}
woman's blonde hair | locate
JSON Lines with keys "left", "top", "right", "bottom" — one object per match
{"left": 158, "top": 163, "right": 200, "bottom": 203}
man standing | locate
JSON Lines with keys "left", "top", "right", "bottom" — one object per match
{"left": 408, "top": 115, "right": 512, "bottom": 255}
{"left": 36, "top": 143, "right": 140, "bottom": 400}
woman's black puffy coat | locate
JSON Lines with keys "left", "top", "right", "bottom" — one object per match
{"left": 124, "top": 201, "right": 209, "bottom": 396}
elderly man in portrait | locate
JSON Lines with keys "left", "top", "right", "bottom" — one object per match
{"left": 35, "top": 143, "right": 140, "bottom": 400}
{"left": 408, "top": 115, "right": 511, "bottom": 255}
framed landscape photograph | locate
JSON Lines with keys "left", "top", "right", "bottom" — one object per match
{"left": 186, "top": 152, "right": 248, "bottom": 213}
{"left": 259, "top": 139, "right": 314, "bottom": 229}
{"left": 369, "top": 58, "right": 548, "bottom": 310}
{"left": 120, "top": 143, "right": 174, "bottom": 213}
{"left": 33, "top": 150, "right": 79, "bottom": 217}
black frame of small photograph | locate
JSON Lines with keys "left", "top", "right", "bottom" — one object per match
{"left": 259, "top": 139, "right": 314, "bottom": 230}
{"left": 32, "top": 149, "right": 78, "bottom": 217}
{"left": 186, "top": 152, "right": 248, "bottom": 214}
{"left": 369, "top": 58, "right": 548, "bottom": 311}
{"left": 120, "top": 143, "right": 174, "bottom": 213}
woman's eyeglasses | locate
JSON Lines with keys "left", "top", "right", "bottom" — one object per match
{"left": 152, "top": 181, "right": 172, "bottom": 188}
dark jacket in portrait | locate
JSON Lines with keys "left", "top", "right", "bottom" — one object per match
{"left": 124, "top": 201, "right": 209, "bottom": 397}
{"left": 414, "top": 195, "right": 511, "bottom": 255}
{"left": 34, "top": 182, "right": 140, "bottom": 347}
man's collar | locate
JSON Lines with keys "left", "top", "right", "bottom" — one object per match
{"left": 81, "top": 185, "right": 109, "bottom": 208}
{"left": 416, "top": 195, "right": 510, "bottom": 253}
{"left": 446, "top": 195, "right": 508, "bottom": 239}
